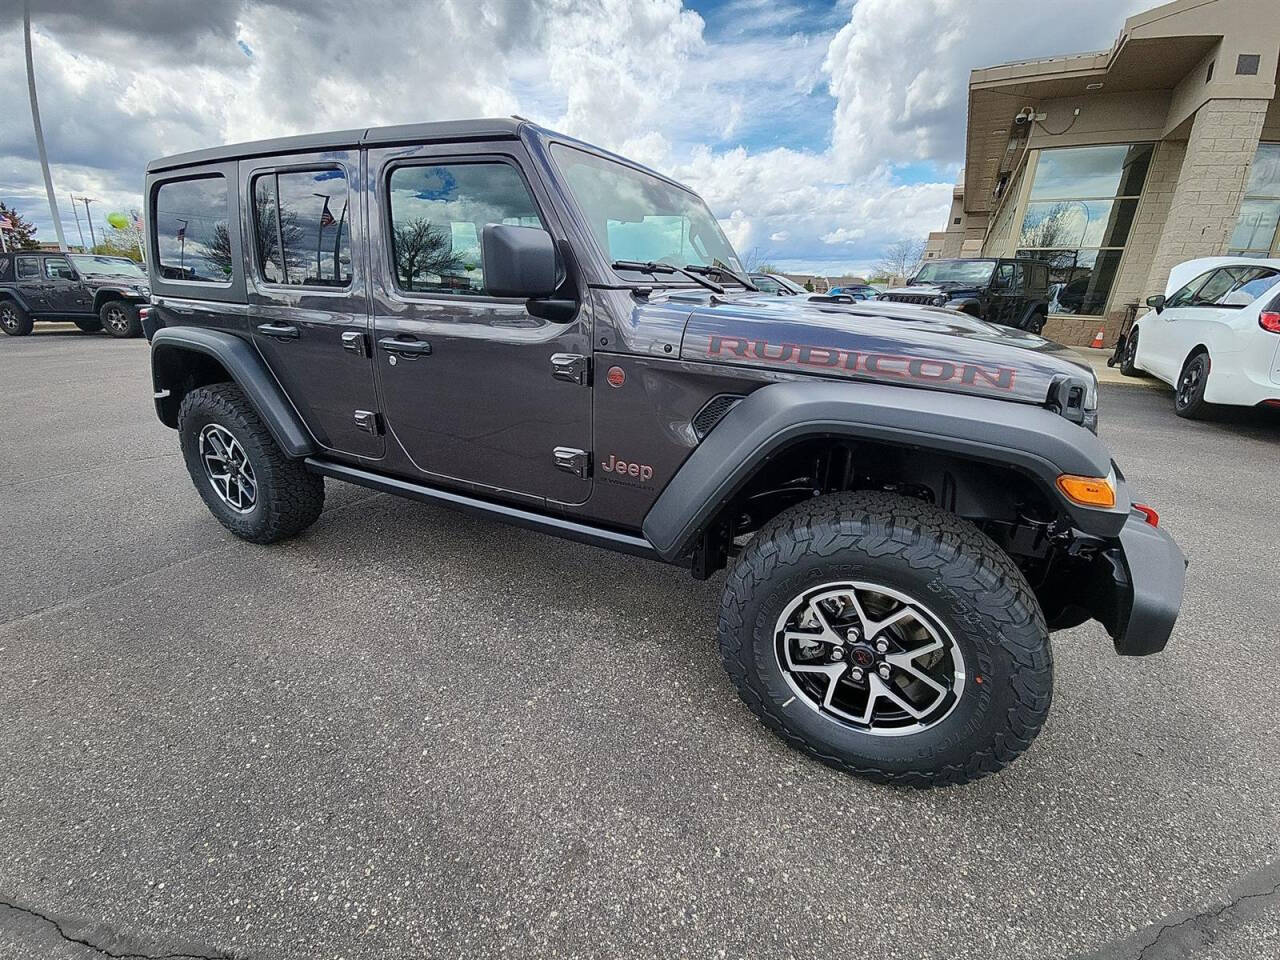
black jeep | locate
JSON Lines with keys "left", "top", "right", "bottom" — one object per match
{"left": 142, "top": 119, "right": 1185, "bottom": 787}
{"left": 0, "top": 251, "right": 150, "bottom": 337}
{"left": 880, "top": 257, "right": 1051, "bottom": 333}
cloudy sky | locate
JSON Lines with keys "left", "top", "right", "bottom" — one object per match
{"left": 0, "top": 0, "right": 1149, "bottom": 275}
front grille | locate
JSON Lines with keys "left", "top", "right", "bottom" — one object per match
{"left": 692, "top": 394, "right": 744, "bottom": 440}
{"left": 883, "top": 293, "right": 936, "bottom": 306}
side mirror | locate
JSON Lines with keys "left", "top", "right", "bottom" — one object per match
{"left": 481, "top": 224, "right": 559, "bottom": 299}
{"left": 58, "top": 268, "right": 75, "bottom": 280}
{"left": 1146, "top": 294, "right": 1165, "bottom": 314}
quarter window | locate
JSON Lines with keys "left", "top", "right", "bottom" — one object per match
{"left": 16, "top": 256, "right": 39, "bottom": 279}
{"left": 387, "top": 162, "right": 543, "bottom": 295}
{"left": 252, "top": 168, "right": 351, "bottom": 287}
{"left": 155, "top": 176, "right": 232, "bottom": 283}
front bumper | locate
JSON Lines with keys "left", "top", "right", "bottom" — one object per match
{"left": 1087, "top": 509, "right": 1187, "bottom": 656}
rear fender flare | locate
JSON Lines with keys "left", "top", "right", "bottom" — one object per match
{"left": 642, "top": 379, "right": 1129, "bottom": 560}
{"left": 150, "top": 326, "right": 316, "bottom": 457}
{"left": 0, "top": 289, "right": 33, "bottom": 313}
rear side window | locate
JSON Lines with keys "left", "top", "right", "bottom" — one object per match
{"left": 252, "top": 168, "right": 351, "bottom": 287}
{"left": 387, "top": 162, "right": 543, "bottom": 295}
{"left": 1221, "top": 269, "right": 1280, "bottom": 305}
{"left": 154, "top": 176, "right": 231, "bottom": 283}
{"left": 0, "top": 257, "right": 9, "bottom": 280}
{"left": 15, "top": 256, "right": 39, "bottom": 279}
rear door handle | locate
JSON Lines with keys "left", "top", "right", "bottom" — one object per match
{"left": 257, "top": 322, "right": 299, "bottom": 339}
{"left": 378, "top": 336, "right": 432, "bottom": 357}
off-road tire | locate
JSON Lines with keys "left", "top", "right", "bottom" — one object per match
{"left": 100, "top": 300, "right": 141, "bottom": 338}
{"left": 1174, "top": 351, "right": 1212, "bottom": 419}
{"left": 1119, "top": 329, "right": 1140, "bottom": 377}
{"left": 74, "top": 318, "right": 103, "bottom": 333}
{"left": 718, "top": 491, "right": 1053, "bottom": 787}
{"left": 0, "top": 300, "right": 32, "bottom": 336}
{"left": 177, "top": 383, "right": 324, "bottom": 544}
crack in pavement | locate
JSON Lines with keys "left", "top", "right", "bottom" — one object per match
{"left": 1083, "top": 859, "right": 1280, "bottom": 959}
{"left": 0, "top": 897, "right": 234, "bottom": 960}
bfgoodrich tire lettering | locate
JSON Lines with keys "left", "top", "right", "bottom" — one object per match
{"left": 178, "top": 382, "right": 324, "bottom": 544}
{"left": 717, "top": 491, "right": 1053, "bottom": 787}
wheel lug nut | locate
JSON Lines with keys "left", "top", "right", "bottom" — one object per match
{"left": 877, "top": 663, "right": 892, "bottom": 680}
{"left": 875, "top": 639, "right": 889, "bottom": 654}
{"left": 848, "top": 667, "right": 865, "bottom": 682}
{"left": 846, "top": 628, "right": 861, "bottom": 642}
{"left": 830, "top": 647, "right": 845, "bottom": 661}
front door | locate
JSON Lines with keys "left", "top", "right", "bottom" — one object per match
{"left": 41, "top": 256, "right": 91, "bottom": 314}
{"left": 241, "top": 152, "right": 383, "bottom": 459}
{"left": 368, "top": 142, "right": 592, "bottom": 506}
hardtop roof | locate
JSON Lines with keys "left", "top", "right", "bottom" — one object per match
{"left": 147, "top": 117, "right": 526, "bottom": 173}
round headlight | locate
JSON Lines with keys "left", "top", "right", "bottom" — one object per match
{"left": 933, "top": 295, "right": 947, "bottom": 306}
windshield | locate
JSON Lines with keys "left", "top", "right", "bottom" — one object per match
{"left": 912, "top": 260, "right": 995, "bottom": 285}
{"left": 70, "top": 255, "right": 146, "bottom": 278}
{"left": 551, "top": 144, "right": 744, "bottom": 277}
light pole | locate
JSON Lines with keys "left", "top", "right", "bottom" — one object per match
{"left": 24, "top": 0, "right": 67, "bottom": 251}
{"left": 81, "top": 196, "right": 98, "bottom": 250}
{"left": 313, "top": 193, "right": 329, "bottom": 282}
{"left": 69, "top": 193, "right": 85, "bottom": 250}
{"left": 176, "top": 218, "right": 188, "bottom": 273}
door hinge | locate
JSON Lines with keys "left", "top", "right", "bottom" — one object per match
{"left": 341, "top": 330, "right": 367, "bottom": 357}
{"left": 550, "top": 353, "right": 590, "bottom": 385}
{"left": 553, "top": 446, "right": 591, "bottom": 479}
{"left": 354, "top": 410, "right": 382, "bottom": 435}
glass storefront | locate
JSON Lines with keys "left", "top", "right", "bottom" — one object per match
{"left": 1013, "top": 143, "right": 1153, "bottom": 316}
{"left": 1228, "top": 143, "right": 1280, "bottom": 256}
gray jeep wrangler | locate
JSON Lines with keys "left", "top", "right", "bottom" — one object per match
{"left": 0, "top": 251, "right": 150, "bottom": 337}
{"left": 143, "top": 118, "right": 1185, "bottom": 786}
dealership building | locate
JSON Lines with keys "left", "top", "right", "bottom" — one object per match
{"left": 926, "top": 0, "right": 1280, "bottom": 344}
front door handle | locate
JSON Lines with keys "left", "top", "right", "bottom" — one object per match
{"left": 378, "top": 336, "right": 432, "bottom": 357}
{"left": 257, "top": 322, "right": 299, "bottom": 339}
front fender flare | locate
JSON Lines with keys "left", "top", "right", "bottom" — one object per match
{"left": 642, "top": 379, "right": 1129, "bottom": 560}
{"left": 150, "top": 326, "right": 316, "bottom": 457}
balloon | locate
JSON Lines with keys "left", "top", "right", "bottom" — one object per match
{"left": 106, "top": 212, "right": 129, "bottom": 230}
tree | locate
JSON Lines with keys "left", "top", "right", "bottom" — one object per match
{"left": 392, "top": 216, "right": 462, "bottom": 289}
{"left": 1018, "top": 201, "right": 1077, "bottom": 250}
{"left": 0, "top": 202, "right": 38, "bottom": 249}
{"left": 803, "top": 280, "right": 814, "bottom": 292}
{"left": 875, "top": 237, "right": 925, "bottom": 285}
{"left": 740, "top": 245, "right": 774, "bottom": 273}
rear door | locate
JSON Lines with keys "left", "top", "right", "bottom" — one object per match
{"left": 15, "top": 255, "right": 45, "bottom": 310}
{"left": 240, "top": 152, "right": 383, "bottom": 460}
{"left": 989, "top": 262, "right": 1022, "bottom": 325}
{"left": 367, "top": 139, "right": 592, "bottom": 506}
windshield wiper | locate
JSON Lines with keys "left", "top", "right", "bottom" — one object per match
{"left": 684, "top": 263, "right": 758, "bottom": 292}
{"left": 610, "top": 259, "right": 724, "bottom": 294}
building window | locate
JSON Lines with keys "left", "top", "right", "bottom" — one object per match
{"left": 1228, "top": 143, "right": 1280, "bottom": 256}
{"left": 1014, "top": 143, "right": 1153, "bottom": 316}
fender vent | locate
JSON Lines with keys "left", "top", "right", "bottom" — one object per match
{"left": 692, "top": 394, "right": 744, "bottom": 440}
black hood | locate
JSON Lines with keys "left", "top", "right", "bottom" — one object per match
{"left": 650, "top": 290, "right": 1095, "bottom": 410}
{"left": 881, "top": 282, "right": 980, "bottom": 299}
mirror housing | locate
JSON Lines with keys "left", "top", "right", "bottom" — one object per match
{"left": 481, "top": 224, "right": 559, "bottom": 299}
{"left": 1146, "top": 294, "right": 1166, "bottom": 314}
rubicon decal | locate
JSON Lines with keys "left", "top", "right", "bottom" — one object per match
{"left": 706, "top": 335, "right": 1017, "bottom": 391}
{"left": 601, "top": 454, "right": 653, "bottom": 483}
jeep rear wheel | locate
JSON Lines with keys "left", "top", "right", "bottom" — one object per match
{"left": 178, "top": 383, "right": 324, "bottom": 544}
{"left": 0, "top": 300, "right": 32, "bottom": 336}
{"left": 100, "top": 300, "right": 141, "bottom": 338}
{"left": 717, "top": 491, "right": 1052, "bottom": 787}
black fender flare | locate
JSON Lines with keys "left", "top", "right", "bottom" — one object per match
{"left": 150, "top": 326, "right": 316, "bottom": 457}
{"left": 0, "top": 288, "right": 33, "bottom": 313}
{"left": 950, "top": 297, "right": 982, "bottom": 317}
{"left": 92, "top": 286, "right": 144, "bottom": 312}
{"left": 1017, "top": 300, "right": 1049, "bottom": 330}
{"left": 641, "top": 379, "right": 1129, "bottom": 560}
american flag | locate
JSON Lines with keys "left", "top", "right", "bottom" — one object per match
{"left": 0, "top": 217, "right": 11, "bottom": 230}
{"left": 176, "top": 224, "right": 186, "bottom": 241}
{"left": 319, "top": 197, "right": 335, "bottom": 228}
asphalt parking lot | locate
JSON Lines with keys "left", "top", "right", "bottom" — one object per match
{"left": 1, "top": 330, "right": 1277, "bottom": 960}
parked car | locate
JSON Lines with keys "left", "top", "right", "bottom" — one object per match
{"left": 143, "top": 117, "right": 1184, "bottom": 786}
{"left": 749, "top": 273, "right": 804, "bottom": 295}
{"left": 1121, "top": 256, "right": 1280, "bottom": 417}
{"left": 828, "top": 284, "right": 879, "bottom": 300}
{"left": 0, "top": 252, "right": 150, "bottom": 337}
{"left": 879, "top": 258, "right": 1050, "bottom": 333}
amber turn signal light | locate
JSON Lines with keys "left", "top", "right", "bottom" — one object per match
{"left": 1056, "top": 473, "right": 1116, "bottom": 508}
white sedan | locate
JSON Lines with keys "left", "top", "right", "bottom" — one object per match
{"left": 1122, "top": 256, "right": 1280, "bottom": 417}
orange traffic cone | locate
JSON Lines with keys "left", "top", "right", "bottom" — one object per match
{"left": 1090, "top": 328, "right": 1105, "bottom": 349}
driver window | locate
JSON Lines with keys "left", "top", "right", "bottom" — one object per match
{"left": 387, "top": 162, "right": 544, "bottom": 295}
{"left": 1189, "top": 268, "right": 1245, "bottom": 306}
{"left": 43, "top": 257, "right": 72, "bottom": 280}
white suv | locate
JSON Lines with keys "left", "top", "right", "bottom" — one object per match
{"left": 1122, "top": 256, "right": 1280, "bottom": 418}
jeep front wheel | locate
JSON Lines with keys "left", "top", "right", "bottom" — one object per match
{"left": 0, "top": 300, "right": 32, "bottom": 336}
{"left": 100, "top": 300, "right": 141, "bottom": 338}
{"left": 178, "top": 383, "right": 324, "bottom": 543}
{"left": 718, "top": 492, "right": 1052, "bottom": 787}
